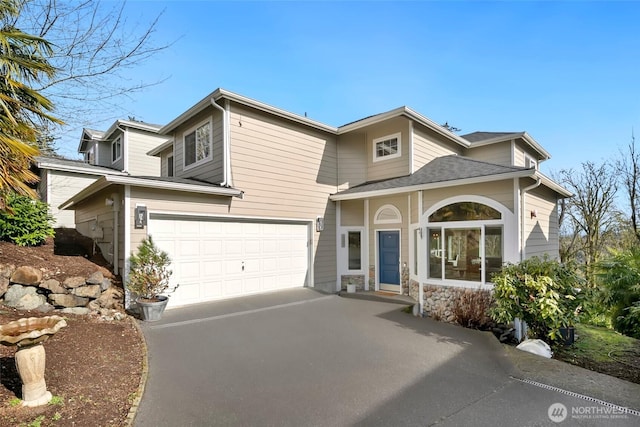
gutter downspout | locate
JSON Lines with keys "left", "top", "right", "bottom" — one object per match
{"left": 210, "top": 98, "right": 232, "bottom": 187}
{"left": 112, "top": 192, "right": 120, "bottom": 274}
{"left": 521, "top": 176, "right": 541, "bottom": 261}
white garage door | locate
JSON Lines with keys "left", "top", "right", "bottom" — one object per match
{"left": 147, "top": 215, "right": 310, "bottom": 308}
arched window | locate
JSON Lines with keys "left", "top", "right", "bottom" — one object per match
{"left": 425, "top": 199, "right": 505, "bottom": 286}
{"left": 428, "top": 202, "right": 501, "bottom": 222}
{"left": 374, "top": 205, "right": 402, "bottom": 224}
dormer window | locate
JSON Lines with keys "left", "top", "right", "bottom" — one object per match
{"left": 111, "top": 137, "right": 122, "bottom": 163}
{"left": 373, "top": 133, "right": 401, "bottom": 162}
{"left": 184, "top": 119, "right": 212, "bottom": 169}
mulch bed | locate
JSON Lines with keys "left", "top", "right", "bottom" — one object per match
{"left": 0, "top": 231, "right": 145, "bottom": 426}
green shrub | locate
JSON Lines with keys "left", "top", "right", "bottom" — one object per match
{"left": 489, "top": 256, "right": 583, "bottom": 343}
{"left": 128, "top": 236, "right": 178, "bottom": 300}
{"left": 0, "top": 193, "right": 54, "bottom": 246}
{"left": 596, "top": 248, "right": 640, "bottom": 338}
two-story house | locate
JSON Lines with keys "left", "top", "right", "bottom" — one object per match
{"left": 59, "top": 88, "right": 570, "bottom": 311}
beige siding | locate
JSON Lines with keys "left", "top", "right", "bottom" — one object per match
{"left": 365, "top": 116, "right": 411, "bottom": 182}
{"left": 48, "top": 171, "right": 100, "bottom": 228}
{"left": 341, "top": 200, "right": 364, "bottom": 226}
{"left": 73, "top": 188, "right": 124, "bottom": 273}
{"left": 96, "top": 140, "right": 110, "bottom": 167}
{"left": 413, "top": 124, "right": 462, "bottom": 170}
{"left": 158, "top": 146, "right": 174, "bottom": 176}
{"left": 228, "top": 103, "right": 337, "bottom": 289}
{"left": 337, "top": 132, "right": 367, "bottom": 190}
{"left": 421, "top": 180, "right": 515, "bottom": 215}
{"left": 465, "top": 141, "right": 512, "bottom": 166}
{"left": 513, "top": 141, "right": 526, "bottom": 167}
{"left": 524, "top": 185, "right": 559, "bottom": 259}
{"left": 126, "top": 130, "right": 165, "bottom": 176}
{"left": 172, "top": 108, "right": 224, "bottom": 183}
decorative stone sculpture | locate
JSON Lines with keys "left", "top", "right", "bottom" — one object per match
{"left": 0, "top": 316, "right": 67, "bottom": 407}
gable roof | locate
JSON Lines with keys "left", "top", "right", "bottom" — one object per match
{"left": 34, "top": 156, "right": 128, "bottom": 176}
{"left": 79, "top": 120, "right": 163, "bottom": 152}
{"left": 330, "top": 155, "right": 570, "bottom": 200}
{"left": 160, "top": 88, "right": 337, "bottom": 135}
{"left": 337, "top": 106, "right": 470, "bottom": 148}
{"left": 59, "top": 175, "right": 242, "bottom": 210}
{"left": 462, "top": 131, "right": 551, "bottom": 161}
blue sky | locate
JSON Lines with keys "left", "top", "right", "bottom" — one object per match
{"left": 58, "top": 1, "right": 640, "bottom": 175}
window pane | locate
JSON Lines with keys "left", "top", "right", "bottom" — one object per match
{"left": 196, "top": 123, "right": 211, "bottom": 161}
{"left": 440, "top": 228, "right": 481, "bottom": 282}
{"left": 376, "top": 138, "right": 398, "bottom": 158}
{"left": 428, "top": 228, "right": 442, "bottom": 279}
{"left": 184, "top": 132, "right": 195, "bottom": 166}
{"left": 429, "top": 202, "right": 501, "bottom": 222}
{"left": 485, "top": 226, "right": 503, "bottom": 281}
{"left": 167, "top": 156, "right": 174, "bottom": 177}
{"left": 348, "top": 231, "right": 361, "bottom": 270}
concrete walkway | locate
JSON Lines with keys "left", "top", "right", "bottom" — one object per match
{"left": 135, "top": 289, "right": 639, "bottom": 426}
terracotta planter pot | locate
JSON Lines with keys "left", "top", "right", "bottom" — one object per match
{"left": 137, "top": 296, "right": 169, "bottom": 321}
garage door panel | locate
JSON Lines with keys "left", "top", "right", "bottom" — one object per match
{"left": 148, "top": 216, "right": 309, "bottom": 308}
{"left": 223, "top": 279, "right": 242, "bottom": 297}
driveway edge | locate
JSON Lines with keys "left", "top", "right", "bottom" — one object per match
{"left": 125, "top": 316, "right": 149, "bottom": 427}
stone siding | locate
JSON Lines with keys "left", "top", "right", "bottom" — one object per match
{"left": 340, "top": 275, "right": 365, "bottom": 291}
{"left": 409, "top": 282, "right": 489, "bottom": 324}
{"left": 368, "top": 265, "right": 376, "bottom": 290}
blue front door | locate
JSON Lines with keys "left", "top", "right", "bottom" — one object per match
{"left": 379, "top": 231, "right": 400, "bottom": 289}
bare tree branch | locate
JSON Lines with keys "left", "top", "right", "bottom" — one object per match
{"left": 14, "top": 0, "right": 173, "bottom": 154}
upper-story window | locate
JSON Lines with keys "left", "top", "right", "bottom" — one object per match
{"left": 85, "top": 146, "right": 95, "bottom": 165}
{"left": 373, "top": 132, "right": 401, "bottom": 162}
{"left": 111, "top": 137, "right": 122, "bottom": 163}
{"left": 184, "top": 119, "right": 212, "bottom": 169}
{"left": 167, "top": 154, "right": 174, "bottom": 177}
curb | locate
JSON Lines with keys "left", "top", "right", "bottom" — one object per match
{"left": 125, "top": 316, "right": 149, "bottom": 427}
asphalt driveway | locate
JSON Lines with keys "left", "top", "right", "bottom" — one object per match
{"left": 135, "top": 289, "right": 637, "bottom": 426}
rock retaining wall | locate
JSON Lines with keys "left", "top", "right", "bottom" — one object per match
{"left": 0, "top": 264, "right": 125, "bottom": 321}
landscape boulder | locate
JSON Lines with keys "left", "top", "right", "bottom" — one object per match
{"left": 86, "top": 271, "right": 104, "bottom": 286}
{"left": 48, "top": 293, "right": 90, "bottom": 308}
{"left": 10, "top": 266, "right": 42, "bottom": 286}
{"left": 4, "top": 285, "right": 47, "bottom": 310}
{"left": 40, "top": 279, "right": 67, "bottom": 294}
{"left": 63, "top": 276, "right": 87, "bottom": 289}
{"left": 71, "top": 284, "right": 101, "bottom": 299}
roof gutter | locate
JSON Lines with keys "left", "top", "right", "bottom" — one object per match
{"left": 329, "top": 170, "right": 533, "bottom": 201}
{"left": 59, "top": 175, "right": 242, "bottom": 210}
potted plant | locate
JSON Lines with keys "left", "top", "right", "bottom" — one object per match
{"left": 346, "top": 278, "right": 356, "bottom": 294}
{"left": 128, "top": 236, "right": 178, "bottom": 321}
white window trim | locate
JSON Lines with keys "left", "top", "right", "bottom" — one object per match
{"left": 374, "top": 204, "right": 402, "bottom": 224}
{"left": 111, "top": 137, "right": 122, "bottom": 164}
{"left": 372, "top": 132, "right": 402, "bottom": 162}
{"left": 338, "top": 227, "right": 365, "bottom": 274}
{"left": 421, "top": 195, "right": 517, "bottom": 289}
{"left": 183, "top": 118, "right": 213, "bottom": 171}
{"left": 167, "top": 154, "right": 174, "bottom": 177}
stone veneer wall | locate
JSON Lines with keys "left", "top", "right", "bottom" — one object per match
{"left": 409, "top": 282, "right": 486, "bottom": 324}
{"left": 401, "top": 265, "right": 410, "bottom": 295}
{"left": 340, "top": 275, "right": 365, "bottom": 291}
{"left": 368, "top": 265, "right": 375, "bottom": 290}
